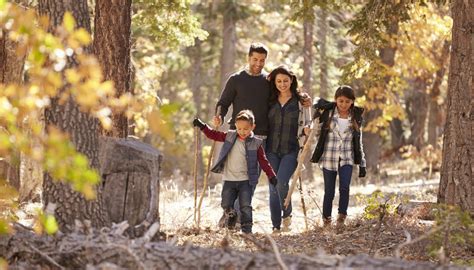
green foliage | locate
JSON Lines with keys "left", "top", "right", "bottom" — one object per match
{"left": 0, "top": 2, "right": 138, "bottom": 230}
{"left": 343, "top": 1, "right": 451, "bottom": 134}
{"left": 0, "top": 179, "right": 17, "bottom": 235}
{"left": 132, "top": 0, "right": 207, "bottom": 48}
{"left": 34, "top": 210, "right": 58, "bottom": 235}
{"left": 428, "top": 204, "right": 474, "bottom": 265}
{"left": 358, "top": 190, "right": 407, "bottom": 220}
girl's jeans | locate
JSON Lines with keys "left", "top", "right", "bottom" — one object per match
{"left": 322, "top": 165, "right": 353, "bottom": 219}
{"left": 221, "top": 180, "right": 253, "bottom": 233}
{"left": 266, "top": 151, "right": 298, "bottom": 230}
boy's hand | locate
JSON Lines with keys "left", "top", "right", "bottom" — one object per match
{"left": 269, "top": 176, "right": 278, "bottom": 186}
{"left": 193, "top": 118, "right": 206, "bottom": 130}
{"left": 359, "top": 167, "right": 366, "bottom": 178}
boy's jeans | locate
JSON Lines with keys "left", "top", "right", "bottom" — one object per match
{"left": 221, "top": 180, "right": 253, "bottom": 233}
{"left": 266, "top": 151, "right": 298, "bottom": 230}
{"left": 322, "top": 165, "right": 353, "bottom": 219}
{"left": 233, "top": 137, "right": 266, "bottom": 222}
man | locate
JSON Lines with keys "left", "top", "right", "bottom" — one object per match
{"left": 213, "top": 42, "right": 271, "bottom": 136}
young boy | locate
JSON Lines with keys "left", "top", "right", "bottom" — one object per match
{"left": 193, "top": 110, "right": 277, "bottom": 234}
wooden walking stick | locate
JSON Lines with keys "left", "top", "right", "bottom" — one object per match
{"left": 284, "top": 127, "right": 317, "bottom": 209}
{"left": 196, "top": 106, "right": 221, "bottom": 228}
{"left": 298, "top": 176, "right": 309, "bottom": 231}
{"left": 193, "top": 122, "right": 199, "bottom": 226}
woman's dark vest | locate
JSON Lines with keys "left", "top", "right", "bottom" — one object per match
{"left": 310, "top": 99, "right": 364, "bottom": 164}
{"left": 211, "top": 131, "right": 263, "bottom": 186}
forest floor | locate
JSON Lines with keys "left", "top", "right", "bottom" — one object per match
{"left": 11, "top": 158, "right": 473, "bottom": 268}
{"left": 157, "top": 158, "right": 473, "bottom": 267}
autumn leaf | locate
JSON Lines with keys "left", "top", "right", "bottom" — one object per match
{"left": 62, "top": 12, "right": 75, "bottom": 32}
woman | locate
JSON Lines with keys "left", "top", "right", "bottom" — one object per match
{"left": 266, "top": 65, "right": 311, "bottom": 232}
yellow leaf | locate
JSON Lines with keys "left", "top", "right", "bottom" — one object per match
{"left": 62, "top": 12, "right": 75, "bottom": 32}
{"left": 72, "top": 28, "right": 91, "bottom": 45}
{"left": 44, "top": 215, "right": 58, "bottom": 235}
{"left": 65, "top": 69, "right": 81, "bottom": 84}
{"left": 0, "top": 257, "right": 7, "bottom": 270}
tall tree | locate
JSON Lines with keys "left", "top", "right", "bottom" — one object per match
{"left": 317, "top": 7, "right": 329, "bottom": 99}
{"left": 38, "top": 0, "right": 108, "bottom": 230}
{"left": 93, "top": 0, "right": 132, "bottom": 138}
{"left": 428, "top": 40, "right": 450, "bottom": 148}
{"left": 363, "top": 19, "right": 399, "bottom": 173}
{"left": 438, "top": 0, "right": 473, "bottom": 213}
{"left": 0, "top": 27, "right": 24, "bottom": 190}
{"left": 406, "top": 77, "right": 429, "bottom": 150}
{"left": 219, "top": 1, "right": 237, "bottom": 90}
{"left": 302, "top": 1, "right": 315, "bottom": 180}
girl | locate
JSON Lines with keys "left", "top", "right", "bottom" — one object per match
{"left": 266, "top": 65, "right": 311, "bottom": 232}
{"left": 310, "top": 86, "right": 367, "bottom": 231}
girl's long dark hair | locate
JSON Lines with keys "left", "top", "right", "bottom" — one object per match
{"left": 267, "top": 65, "right": 301, "bottom": 104}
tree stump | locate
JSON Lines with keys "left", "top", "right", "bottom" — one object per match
{"left": 99, "top": 137, "right": 162, "bottom": 237}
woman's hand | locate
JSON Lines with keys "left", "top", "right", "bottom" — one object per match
{"left": 303, "top": 126, "right": 311, "bottom": 136}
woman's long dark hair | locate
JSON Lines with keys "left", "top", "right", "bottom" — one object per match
{"left": 267, "top": 65, "right": 301, "bottom": 104}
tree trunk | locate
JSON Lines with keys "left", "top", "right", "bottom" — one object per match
{"left": 302, "top": 6, "right": 314, "bottom": 181}
{"left": 428, "top": 41, "right": 450, "bottom": 148}
{"left": 0, "top": 29, "right": 24, "bottom": 191}
{"left": 38, "top": 0, "right": 108, "bottom": 230}
{"left": 317, "top": 7, "right": 329, "bottom": 99}
{"left": 364, "top": 21, "right": 399, "bottom": 173}
{"left": 438, "top": 0, "right": 473, "bottom": 214}
{"left": 186, "top": 39, "right": 204, "bottom": 181}
{"left": 390, "top": 118, "right": 405, "bottom": 151}
{"left": 407, "top": 78, "right": 429, "bottom": 150}
{"left": 212, "top": 2, "right": 237, "bottom": 184}
{"left": 93, "top": 0, "right": 132, "bottom": 138}
{"left": 219, "top": 2, "right": 236, "bottom": 90}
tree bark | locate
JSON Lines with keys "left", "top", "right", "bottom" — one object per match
{"left": 219, "top": 2, "right": 236, "bottom": 90}
{"left": 93, "top": 0, "right": 132, "bottom": 138}
{"left": 438, "top": 0, "right": 473, "bottom": 214}
{"left": 428, "top": 41, "right": 450, "bottom": 148}
{"left": 317, "top": 7, "right": 329, "bottom": 99}
{"left": 302, "top": 5, "right": 314, "bottom": 181}
{"left": 407, "top": 78, "right": 429, "bottom": 150}
{"left": 186, "top": 39, "right": 204, "bottom": 180}
{"left": 38, "top": 0, "right": 108, "bottom": 230}
{"left": 0, "top": 29, "right": 24, "bottom": 191}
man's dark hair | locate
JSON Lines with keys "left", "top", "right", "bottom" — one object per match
{"left": 235, "top": 110, "right": 255, "bottom": 125}
{"left": 248, "top": 42, "right": 268, "bottom": 57}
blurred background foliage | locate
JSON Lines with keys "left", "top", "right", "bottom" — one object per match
{"left": 0, "top": 0, "right": 453, "bottom": 197}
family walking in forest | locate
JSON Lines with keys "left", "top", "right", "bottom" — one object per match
{"left": 193, "top": 42, "right": 367, "bottom": 234}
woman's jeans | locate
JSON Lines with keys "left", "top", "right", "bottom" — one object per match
{"left": 322, "top": 165, "right": 353, "bottom": 219}
{"left": 221, "top": 180, "right": 253, "bottom": 233}
{"left": 266, "top": 151, "right": 298, "bottom": 230}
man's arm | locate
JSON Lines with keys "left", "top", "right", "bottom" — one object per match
{"left": 215, "top": 76, "right": 236, "bottom": 125}
{"left": 299, "top": 92, "right": 312, "bottom": 108}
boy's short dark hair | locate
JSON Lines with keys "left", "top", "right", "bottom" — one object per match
{"left": 235, "top": 110, "right": 255, "bottom": 125}
{"left": 248, "top": 42, "right": 268, "bottom": 57}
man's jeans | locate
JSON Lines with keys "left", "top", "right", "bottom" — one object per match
{"left": 221, "top": 180, "right": 253, "bottom": 233}
{"left": 266, "top": 151, "right": 298, "bottom": 230}
{"left": 322, "top": 165, "right": 353, "bottom": 219}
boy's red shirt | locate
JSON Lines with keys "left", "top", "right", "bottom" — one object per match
{"left": 202, "top": 125, "right": 276, "bottom": 179}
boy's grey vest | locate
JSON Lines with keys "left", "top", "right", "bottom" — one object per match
{"left": 211, "top": 131, "right": 263, "bottom": 186}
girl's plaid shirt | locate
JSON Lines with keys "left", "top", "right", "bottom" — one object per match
{"left": 317, "top": 109, "right": 366, "bottom": 171}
